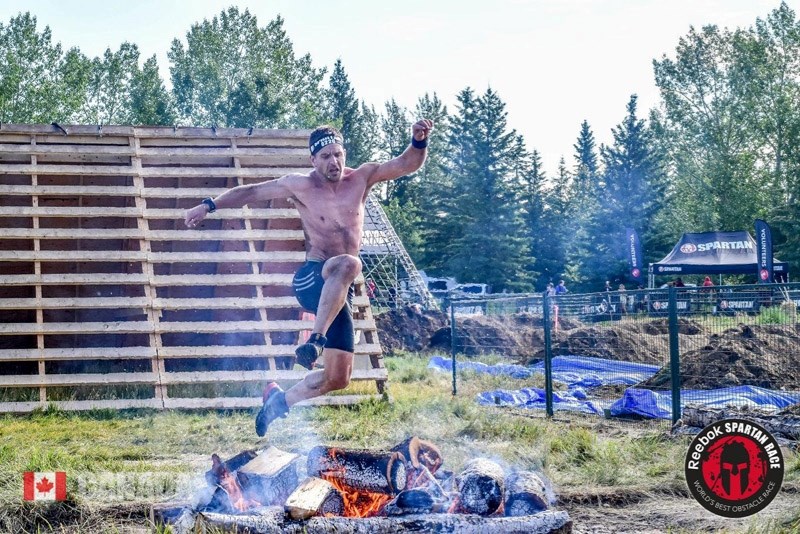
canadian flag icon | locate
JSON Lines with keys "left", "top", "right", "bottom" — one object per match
{"left": 23, "top": 472, "right": 66, "bottom": 501}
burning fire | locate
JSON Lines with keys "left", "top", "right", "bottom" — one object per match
{"left": 211, "top": 453, "right": 260, "bottom": 512}
{"left": 322, "top": 475, "right": 392, "bottom": 518}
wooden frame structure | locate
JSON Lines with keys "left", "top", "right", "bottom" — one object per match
{"left": 0, "top": 124, "right": 386, "bottom": 413}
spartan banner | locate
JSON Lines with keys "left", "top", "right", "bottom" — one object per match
{"left": 754, "top": 219, "right": 774, "bottom": 284}
{"left": 625, "top": 228, "right": 644, "bottom": 284}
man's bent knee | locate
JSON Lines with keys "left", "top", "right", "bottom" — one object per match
{"left": 325, "top": 254, "right": 362, "bottom": 280}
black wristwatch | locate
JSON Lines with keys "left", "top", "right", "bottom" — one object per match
{"left": 202, "top": 197, "right": 217, "bottom": 213}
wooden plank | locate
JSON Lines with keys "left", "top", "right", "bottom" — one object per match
{"left": 0, "top": 347, "right": 156, "bottom": 362}
{"left": 0, "top": 123, "right": 310, "bottom": 140}
{"left": 0, "top": 250, "right": 304, "bottom": 263}
{"left": 0, "top": 143, "right": 134, "bottom": 156}
{"left": 0, "top": 185, "right": 138, "bottom": 197}
{"left": 0, "top": 228, "right": 303, "bottom": 240}
{"left": 0, "top": 163, "right": 308, "bottom": 178}
{"left": 0, "top": 320, "right": 378, "bottom": 337}
{"left": 148, "top": 251, "right": 305, "bottom": 262}
{"left": 0, "top": 206, "right": 140, "bottom": 217}
{"left": 0, "top": 321, "right": 154, "bottom": 335}
{"left": 149, "top": 229, "right": 304, "bottom": 241}
{"left": 160, "top": 368, "right": 388, "bottom": 385}
{"left": 0, "top": 398, "right": 163, "bottom": 413}
{"left": 154, "top": 319, "right": 374, "bottom": 334}
{"left": 0, "top": 206, "right": 296, "bottom": 218}
{"left": 152, "top": 295, "right": 369, "bottom": 309}
{"left": 156, "top": 343, "right": 382, "bottom": 358}
{"left": 0, "top": 297, "right": 149, "bottom": 310}
{"left": 0, "top": 372, "right": 158, "bottom": 387}
{"left": 0, "top": 273, "right": 149, "bottom": 285}
{"left": 0, "top": 250, "right": 146, "bottom": 262}
{"left": 151, "top": 274, "right": 293, "bottom": 286}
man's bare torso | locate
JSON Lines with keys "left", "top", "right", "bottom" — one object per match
{"left": 284, "top": 167, "right": 369, "bottom": 262}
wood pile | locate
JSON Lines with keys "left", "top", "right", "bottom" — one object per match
{"left": 151, "top": 436, "right": 571, "bottom": 533}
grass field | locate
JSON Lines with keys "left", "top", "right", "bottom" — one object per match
{"left": 0, "top": 353, "right": 798, "bottom": 533}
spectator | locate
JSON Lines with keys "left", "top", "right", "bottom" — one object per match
{"left": 618, "top": 284, "right": 627, "bottom": 314}
{"left": 703, "top": 276, "right": 713, "bottom": 288}
{"left": 366, "top": 278, "right": 377, "bottom": 299}
{"left": 604, "top": 280, "right": 612, "bottom": 293}
{"left": 674, "top": 277, "right": 686, "bottom": 287}
{"left": 555, "top": 280, "right": 568, "bottom": 295}
{"left": 545, "top": 282, "right": 556, "bottom": 296}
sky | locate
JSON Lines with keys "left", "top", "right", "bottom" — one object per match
{"left": 0, "top": 0, "right": 789, "bottom": 175}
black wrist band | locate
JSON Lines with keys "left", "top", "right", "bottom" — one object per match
{"left": 411, "top": 136, "right": 428, "bottom": 149}
{"left": 202, "top": 197, "right": 217, "bottom": 213}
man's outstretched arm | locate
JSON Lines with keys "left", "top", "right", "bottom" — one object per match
{"left": 184, "top": 175, "right": 297, "bottom": 227}
{"left": 366, "top": 119, "right": 434, "bottom": 187}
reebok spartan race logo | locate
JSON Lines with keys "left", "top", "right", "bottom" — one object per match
{"left": 685, "top": 418, "right": 783, "bottom": 518}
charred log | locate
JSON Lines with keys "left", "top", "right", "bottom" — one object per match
{"left": 504, "top": 471, "right": 550, "bottom": 516}
{"left": 149, "top": 502, "right": 195, "bottom": 533}
{"left": 205, "top": 449, "right": 258, "bottom": 485}
{"left": 382, "top": 489, "right": 435, "bottom": 516}
{"left": 196, "top": 505, "right": 285, "bottom": 534}
{"left": 284, "top": 510, "right": 572, "bottom": 534}
{"left": 197, "top": 508, "right": 571, "bottom": 534}
{"left": 457, "top": 458, "right": 505, "bottom": 516}
{"left": 307, "top": 446, "right": 406, "bottom": 495}
{"left": 391, "top": 436, "right": 443, "bottom": 473}
{"left": 284, "top": 477, "right": 345, "bottom": 520}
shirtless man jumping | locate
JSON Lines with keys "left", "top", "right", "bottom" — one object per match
{"left": 184, "top": 119, "right": 433, "bottom": 436}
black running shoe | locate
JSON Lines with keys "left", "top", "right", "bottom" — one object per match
{"left": 295, "top": 333, "right": 326, "bottom": 370}
{"left": 255, "top": 382, "right": 289, "bottom": 437}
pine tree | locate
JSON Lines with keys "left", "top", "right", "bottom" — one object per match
{"left": 326, "top": 59, "right": 376, "bottom": 166}
{"left": 443, "top": 88, "right": 532, "bottom": 292}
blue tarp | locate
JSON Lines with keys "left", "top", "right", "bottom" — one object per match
{"left": 476, "top": 387, "right": 606, "bottom": 415}
{"left": 610, "top": 386, "right": 800, "bottom": 419}
{"left": 428, "top": 355, "right": 800, "bottom": 419}
{"left": 427, "top": 354, "right": 661, "bottom": 387}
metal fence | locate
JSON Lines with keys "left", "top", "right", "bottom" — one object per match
{"left": 448, "top": 283, "right": 800, "bottom": 425}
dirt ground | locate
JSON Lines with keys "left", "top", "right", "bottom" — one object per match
{"left": 375, "top": 306, "right": 800, "bottom": 391}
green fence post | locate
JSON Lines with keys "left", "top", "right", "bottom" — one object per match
{"left": 668, "top": 287, "right": 681, "bottom": 425}
{"left": 450, "top": 302, "right": 457, "bottom": 396}
{"left": 542, "top": 293, "right": 554, "bottom": 417}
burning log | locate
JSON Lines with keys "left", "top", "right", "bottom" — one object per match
{"left": 382, "top": 488, "right": 434, "bottom": 516}
{"left": 504, "top": 471, "right": 550, "bottom": 516}
{"left": 457, "top": 458, "right": 505, "bottom": 516}
{"left": 391, "top": 436, "right": 443, "bottom": 473}
{"left": 284, "top": 477, "right": 345, "bottom": 520}
{"left": 205, "top": 449, "right": 258, "bottom": 485}
{"left": 306, "top": 446, "right": 406, "bottom": 495}
{"left": 238, "top": 445, "right": 302, "bottom": 506}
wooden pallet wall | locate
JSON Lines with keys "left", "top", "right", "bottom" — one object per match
{"left": 0, "top": 124, "right": 386, "bottom": 413}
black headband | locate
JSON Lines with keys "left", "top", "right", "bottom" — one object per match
{"left": 309, "top": 134, "right": 343, "bottom": 156}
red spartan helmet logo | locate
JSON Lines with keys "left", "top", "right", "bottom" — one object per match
{"left": 632, "top": 268, "right": 640, "bottom": 278}
{"left": 720, "top": 440, "right": 750, "bottom": 499}
{"left": 760, "top": 269, "right": 769, "bottom": 281}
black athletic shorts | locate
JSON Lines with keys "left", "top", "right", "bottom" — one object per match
{"left": 292, "top": 260, "right": 355, "bottom": 353}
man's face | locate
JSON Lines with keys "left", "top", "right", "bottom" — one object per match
{"left": 311, "top": 143, "right": 346, "bottom": 182}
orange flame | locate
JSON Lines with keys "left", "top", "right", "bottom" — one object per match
{"left": 323, "top": 475, "right": 392, "bottom": 518}
{"left": 219, "top": 471, "right": 260, "bottom": 512}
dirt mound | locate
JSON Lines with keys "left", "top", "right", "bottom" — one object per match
{"left": 374, "top": 305, "right": 449, "bottom": 353}
{"left": 375, "top": 307, "right": 800, "bottom": 390}
{"left": 641, "top": 323, "right": 800, "bottom": 390}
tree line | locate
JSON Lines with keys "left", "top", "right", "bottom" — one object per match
{"left": 2, "top": 4, "right": 799, "bottom": 293}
